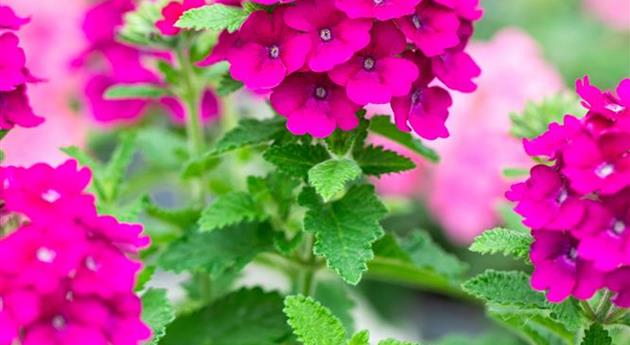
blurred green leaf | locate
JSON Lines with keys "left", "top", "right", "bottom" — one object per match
{"left": 175, "top": 4, "right": 248, "bottom": 33}
{"left": 369, "top": 115, "right": 439, "bottom": 162}
{"left": 198, "top": 192, "right": 268, "bottom": 232}
{"left": 353, "top": 145, "right": 416, "bottom": 177}
{"left": 104, "top": 84, "right": 168, "bottom": 100}
{"left": 142, "top": 288, "right": 175, "bottom": 345}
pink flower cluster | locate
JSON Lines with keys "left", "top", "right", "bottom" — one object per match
{"left": 508, "top": 77, "right": 630, "bottom": 306}
{"left": 199, "top": 0, "right": 482, "bottom": 138}
{"left": 77, "top": 0, "right": 219, "bottom": 125}
{"left": 0, "top": 4, "right": 43, "bottom": 130}
{"left": 0, "top": 160, "right": 151, "bottom": 345}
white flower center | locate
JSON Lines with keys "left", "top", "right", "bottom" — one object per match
{"left": 319, "top": 28, "right": 332, "bottom": 42}
{"left": 52, "top": 315, "right": 66, "bottom": 330}
{"left": 556, "top": 189, "right": 568, "bottom": 204}
{"left": 85, "top": 256, "right": 98, "bottom": 271}
{"left": 363, "top": 57, "right": 376, "bottom": 71}
{"left": 595, "top": 163, "right": 614, "bottom": 179}
{"left": 314, "top": 87, "right": 327, "bottom": 100}
{"left": 36, "top": 247, "right": 56, "bottom": 263}
{"left": 41, "top": 189, "right": 61, "bottom": 203}
{"left": 412, "top": 15, "right": 423, "bottom": 30}
{"left": 613, "top": 220, "right": 626, "bottom": 235}
{"left": 268, "top": 45, "right": 280, "bottom": 59}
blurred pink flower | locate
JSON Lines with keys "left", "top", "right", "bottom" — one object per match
{"left": 584, "top": 0, "right": 630, "bottom": 31}
{"left": 373, "top": 28, "right": 563, "bottom": 244}
{"left": 2, "top": 0, "right": 88, "bottom": 166}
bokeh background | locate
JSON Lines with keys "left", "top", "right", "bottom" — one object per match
{"left": 3, "top": 0, "right": 629, "bottom": 342}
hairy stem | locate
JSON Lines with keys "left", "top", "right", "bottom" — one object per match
{"left": 595, "top": 290, "right": 614, "bottom": 323}
{"left": 580, "top": 300, "right": 597, "bottom": 321}
{"left": 298, "top": 233, "right": 317, "bottom": 296}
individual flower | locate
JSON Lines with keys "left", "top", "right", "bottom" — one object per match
{"left": 433, "top": 0, "right": 483, "bottom": 21}
{"left": 0, "top": 85, "right": 43, "bottom": 130}
{"left": 391, "top": 51, "right": 452, "bottom": 139}
{"left": 507, "top": 164, "right": 585, "bottom": 230}
{"left": 0, "top": 5, "right": 30, "bottom": 30}
{"left": 156, "top": 0, "right": 206, "bottom": 36}
{"left": 0, "top": 32, "right": 27, "bottom": 91}
{"left": 197, "top": 30, "right": 240, "bottom": 66}
{"left": 431, "top": 49, "right": 480, "bottom": 93}
{"left": 270, "top": 72, "right": 359, "bottom": 138}
{"left": 395, "top": 2, "right": 460, "bottom": 57}
{"left": 334, "top": 0, "right": 420, "bottom": 21}
{"left": 283, "top": 0, "right": 372, "bottom": 72}
{"left": 83, "top": 74, "right": 151, "bottom": 123}
{"left": 228, "top": 9, "right": 310, "bottom": 90}
{"left": 607, "top": 267, "right": 630, "bottom": 307}
{"left": 329, "top": 21, "right": 418, "bottom": 105}
{"left": 523, "top": 115, "right": 582, "bottom": 158}
{"left": 530, "top": 230, "right": 605, "bottom": 302}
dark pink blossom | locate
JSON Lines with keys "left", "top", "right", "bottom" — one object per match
{"left": 530, "top": 230, "right": 605, "bottom": 302}
{"left": 270, "top": 72, "right": 359, "bottom": 138}
{"left": 197, "top": 30, "right": 240, "bottom": 66}
{"left": 0, "top": 85, "right": 43, "bottom": 130}
{"left": 431, "top": 49, "right": 480, "bottom": 93}
{"left": 576, "top": 76, "right": 626, "bottom": 119}
{"left": 0, "top": 32, "right": 27, "bottom": 91}
{"left": 81, "top": 0, "right": 134, "bottom": 46}
{"left": 334, "top": 0, "right": 420, "bottom": 21}
{"left": 84, "top": 74, "right": 150, "bottom": 123}
{"left": 396, "top": 3, "right": 460, "bottom": 57}
{"left": 161, "top": 89, "right": 220, "bottom": 125}
{"left": 0, "top": 5, "right": 30, "bottom": 31}
{"left": 156, "top": 0, "right": 206, "bottom": 36}
{"left": 607, "top": 267, "right": 630, "bottom": 307}
{"left": 507, "top": 164, "right": 585, "bottom": 230}
{"left": 433, "top": 0, "right": 483, "bottom": 21}
{"left": 329, "top": 22, "right": 418, "bottom": 105}
{"left": 283, "top": 0, "right": 372, "bottom": 72}
{"left": 391, "top": 51, "right": 452, "bottom": 139}
{"left": 562, "top": 131, "right": 630, "bottom": 195}
{"left": 523, "top": 115, "right": 582, "bottom": 158}
{"left": 228, "top": 9, "right": 310, "bottom": 90}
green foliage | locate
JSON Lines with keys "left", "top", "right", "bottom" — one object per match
{"left": 284, "top": 295, "right": 347, "bottom": 345}
{"left": 469, "top": 227, "right": 533, "bottom": 259}
{"left": 400, "top": 231, "right": 468, "bottom": 279}
{"left": 161, "top": 288, "right": 290, "bottom": 345}
{"left": 175, "top": 4, "right": 249, "bottom": 32}
{"left": 217, "top": 72, "right": 244, "bottom": 96}
{"left": 510, "top": 93, "right": 583, "bottom": 139}
{"left": 369, "top": 115, "right": 439, "bottom": 162}
{"left": 353, "top": 145, "right": 416, "bottom": 176}
{"left": 308, "top": 158, "right": 362, "bottom": 201}
{"left": 379, "top": 340, "right": 421, "bottom": 345}
{"left": 198, "top": 192, "right": 267, "bottom": 232}
{"left": 314, "top": 279, "right": 356, "bottom": 334}
{"left": 104, "top": 84, "right": 168, "bottom": 100}
{"left": 462, "top": 270, "right": 548, "bottom": 308}
{"left": 212, "top": 117, "right": 286, "bottom": 155}
{"left": 141, "top": 288, "right": 175, "bottom": 345}
{"left": 158, "top": 223, "right": 273, "bottom": 277}
{"left": 264, "top": 143, "right": 331, "bottom": 178}
{"left": 142, "top": 196, "right": 201, "bottom": 229}
{"left": 299, "top": 184, "right": 387, "bottom": 285}
{"left": 581, "top": 324, "right": 612, "bottom": 345}
{"left": 348, "top": 331, "right": 370, "bottom": 345}
{"left": 118, "top": 0, "right": 165, "bottom": 47}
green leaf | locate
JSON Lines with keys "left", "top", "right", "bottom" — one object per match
{"left": 212, "top": 117, "right": 285, "bottom": 155}
{"left": 378, "top": 340, "right": 421, "bottom": 345}
{"left": 158, "top": 223, "right": 273, "bottom": 277}
{"left": 264, "top": 143, "right": 330, "bottom": 178}
{"left": 510, "top": 93, "right": 583, "bottom": 139}
{"left": 142, "top": 196, "right": 201, "bottom": 229}
{"left": 217, "top": 72, "right": 243, "bottom": 96}
{"left": 61, "top": 146, "right": 103, "bottom": 171}
{"left": 353, "top": 145, "right": 416, "bottom": 176}
{"left": 175, "top": 4, "right": 249, "bottom": 32}
{"left": 141, "top": 288, "right": 175, "bottom": 345}
{"left": 104, "top": 84, "right": 168, "bottom": 100}
{"left": 103, "top": 133, "right": 136, "bottom": 201}
{"left": 315, "top": 279, "right": 356, "bottom": 334}
{"left": 198, "top": 192, "right": 267, "bottom": 232}
{"left": 348, "top": 330, "right": 370, "bottom": 345}
{"left": 161, "top": 288, "right": 290, "bottom": 345}
{"left": 299, "top": 184, "right": 387, "bottom": 285}
{"left": 118, "top": 0, "right": 164, "bottom": 47}
{"left": 325, "top": 118, "right": 369, "bottom": 156}
{"left": 135, "top": 265, "right": 156, "bottom": 291}
{"left": 581, "top": 324, "right": 612, "bottom": 345}
{"left": 284, "top": 295, "right": 347, "bottom": 345}
{"left": 136, "top": 127, "right": 188, "bottom": 168}
{"left": 180, "top": 154, "right": 220, "bottom": 179}
{"left": 369, "top": 115, "right": 439, "bottom": 162}
{"left": 491, "top": 311, "right": 571, "bottom": 345}
{"left": 469, "top": 227, "right": 533, "bottom": 259}
{"left": 400, "top": 231, "right": 468, "bottom": 279}
{"left": 308, "top": 159, "right": 362, "bottom": 201}
{"left": 462, "top": 270, "right": 548, "bottom": 308}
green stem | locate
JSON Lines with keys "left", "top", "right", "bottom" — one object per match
{"left": 595, "top": 290, "right": 614, "bottom": 323}
{"left": 605, "top": 306, "right": 629, "bottom": 324}
{"left": 298, "top": 233, "right": 317, "bottom": 297}
{"left": 580, "top": 300, "right": 597, "bottom": 321}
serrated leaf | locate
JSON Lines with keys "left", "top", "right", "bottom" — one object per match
{"left": 161, "top": 288, "right": 290, "bottom": 345}
{"left": 469, "top": 227, "right": 533, "bottom": 259}
{"left": 264, "top": 143, "right": 330, "bottom": 178}
{"left": 510, "top": 93, "right": 583, "bottom": 139}
{"left": 581, "top": 324, "right": 612, "bottom": 345}
{"left": 348, "top": 331, "right": 370, "bottom": 345}
{"left": 158, "top": 223, "right": 273, "bottom": 277}
{"left": 141, "top": 288, "right": 175, "bottom": 345}
{"left": 308, "top": 159, "right": 362, "bottom": 201}
{"left": 315, "top": 280, "right": 356, "bottom": 334}
{"left": 212, "top": 117, "right": 285, "bottom": 155}
{"left": 118, "top": 0, "right": 164, "bottom": 47}
{"left": 299, "top": 184, "right": 387, "bottom": 285}
{"left": 198, "top": 192, "right": 267, "bottom": 232}
{"left": 368, "top": 115, "right": 439, "bottom": 162}
{"left": 103, "top": 133, "right": 136, "bottom": 201}
{"left": 135, "top": 265, "right": 156, "bottom": 291}
{"left": 142, "top": 196, "right": 201, "bottom": 229}
{"left": 217, "top": 72, "right": 243, "bottom": 96}
{"left": 400, "top": 231, "right": 468, "bottom": 279}
{"left": 284, "top": 295, "right": 347, "bottom": 345}
{"left": 462, "top": 270, "right": 548, "bottom": 308}
{"left": 325, "top": 118, "right": 369, "bottom": 156}
{"left": 378, "top": 340, "right": 420, "bottom": 345}
{"left": 353, "top": 145, "right": 415, "bottom": 176}
{"left": 104, "top": 84, "right": 168, "bottom": 100}
{"left": 175, "top": 4, "right": 248, "bottom": 32}
{"left": 491, "top": 311, "right": 571, "bottom": 345}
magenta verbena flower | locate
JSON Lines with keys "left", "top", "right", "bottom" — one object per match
{"left": 509, "top": 76, "right": 630, "bottom": 306}
{"left": 156, "top": 0, "right": 206, "bottom": 36}
{"left": 205, "top": 0, "right": 482, "bottom": 139}
{"left": 0, "top": 5, "right": 30, "bottom": 31}
{"left": 0, "top": 160, "right": 151, "bottom": 345}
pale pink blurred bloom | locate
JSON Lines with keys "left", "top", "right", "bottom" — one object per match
{"left": 584, "top": 0, "right": 630, "bottom": 31}
{"left": 2, "top": 0, "right": 88, "bottom": 166}
{"left": 373, "top": 28, "right": 563, "bottom": 244}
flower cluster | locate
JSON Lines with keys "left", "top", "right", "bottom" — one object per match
{"left": 198, "top": 0, "right": 482, "bottom": 138}
{"left": 77, "top": 0, "right": 219, "bottom": 124}
{"left": 0, "top": 160, "right": 151, "bottom": 345}
{"left": 508, "top": 77, "right": 630, "bottom": 306}
{"left": 0, "top": 4, "right": 43, "bottom": 130}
